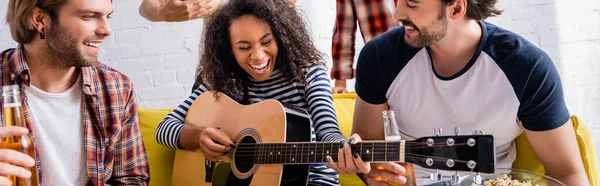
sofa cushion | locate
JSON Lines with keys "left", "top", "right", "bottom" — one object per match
{"left": 512, "top": 115, "right": 599, "bottom": 185}
{"left": 139, "top": 108, "right": 176, "bottom": 186}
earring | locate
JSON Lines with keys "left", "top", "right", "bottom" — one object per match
{"left": 40, "top": 28, "right": 45, "bottom": 40}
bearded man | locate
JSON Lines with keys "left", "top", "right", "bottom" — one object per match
{"left": 0, "top": 0, "right": 149, "bottom": 185}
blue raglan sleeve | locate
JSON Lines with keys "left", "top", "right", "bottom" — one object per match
{"left": 516, "top": 50, "right": 570, "bottom": 131}
{"left": 355, "top": 41, "right": 388, "bottom": 105}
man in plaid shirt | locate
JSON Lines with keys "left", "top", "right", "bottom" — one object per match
{"left": 0, "top": 0, "right": 149, "bottom": 185}
{"left": 331, "top": 0, "right": 399, "bottom": 93}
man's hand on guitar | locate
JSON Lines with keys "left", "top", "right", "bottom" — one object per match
{"left": 363, "top": 162, "right": 407, "bottom": 185}
{"left": 199, "top": 127, "right": 236, "bottom": 162}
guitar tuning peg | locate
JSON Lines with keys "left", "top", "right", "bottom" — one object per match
{"left": 434, "top": 128, "right": 442, "bottom": 136}
{"left": 472, "top": 130, "right": 484, "bottom": 135}
{"left": 467, "top": 160, "right": 477, "bottom": 169}
{"left": 446, "top": 159, "right": 455, "bottom": 168}
{"left": 454, "top": 127, "right": 460, "bottom": 135}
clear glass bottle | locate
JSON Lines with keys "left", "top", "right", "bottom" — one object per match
{"left": 382, "top": 110, "right": 401, "bottom": 141}
{"left": 382, "top": 110, "right": 415, "bottom": 186}
{"left": 1, "top": 85, "right": 39, "bottom": 186}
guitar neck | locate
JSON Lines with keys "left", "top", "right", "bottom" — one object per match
{"left": 234, "top": 135, "right": 495, "bottom": 173}
{"left": 245, "top": 141, "right": 406, "bottom": 165}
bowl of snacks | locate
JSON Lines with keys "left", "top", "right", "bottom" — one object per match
{"left": 413, "top": 168, "right": 565, "bottom": 186}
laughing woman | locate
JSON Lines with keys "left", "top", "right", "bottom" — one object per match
{"left": 154, "top": 0, "right": 368, "bottom": 185}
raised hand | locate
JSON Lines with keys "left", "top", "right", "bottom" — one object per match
{"left": 157, "top": 0, "right": 215, "bottom": 22}
{"left": 332, "top": 79, "right": 348, "bottom": 93}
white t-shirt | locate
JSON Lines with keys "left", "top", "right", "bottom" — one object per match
{"left": 26, "top": 75, "right": 90, "bottom": 185}
{"left": 355, "top": 21, "right": 570, "bottom": 178}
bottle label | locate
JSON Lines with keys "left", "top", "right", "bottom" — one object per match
{"left": 4, "top": 103, "right": 22, "bottom": 108}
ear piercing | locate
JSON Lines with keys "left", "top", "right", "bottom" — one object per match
{"left": 40, "top": 28, "right": 45, "bottom": 39}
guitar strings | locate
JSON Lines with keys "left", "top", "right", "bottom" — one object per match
{"left": 238, "top": 154, "right": 465, "bottom": 161}
{"left": 231, "top": 145, "right": 469, "bottom": 152}
{"left": 230, "top": 142, "right": 476, "bottom": 163}
{"left": 230, "top": 145, "right": 471, "bottom": 159}
{"left": 233, "top": 141, "right": 471, "bottom": 146}
{"left": 233, "top": 143, "right": 457, "bottom": 148}
{"left": 233, "top": 142, "right": 470, "bottom": 148}
{"left": 233, "top": 154, "right": 472, "bottom": 164}
{"left": 234, "top": 152, "right": 464, "bottom": 158}
{"left": 230, "top": 143, "right": 470, "bottom": 151}
{"left": 231, "top": 147, "right": 469, "bottom": 157}
{"left": 232, "top": 149, "right": 477, "bottom": 165}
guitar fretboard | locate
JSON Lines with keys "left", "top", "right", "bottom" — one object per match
{"left": 234, "top": 141, "right": 406, "bottom": 164}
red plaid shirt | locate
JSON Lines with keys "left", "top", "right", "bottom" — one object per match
{"left": 331, "top": 0, "right": 398, "bottom": 80}
{"left": 0, "top": 45, "right": 150, "bottom": 186}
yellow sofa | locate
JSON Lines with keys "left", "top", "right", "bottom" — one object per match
{"left": 139, "top": 93, "right": 599, "bottom": 186}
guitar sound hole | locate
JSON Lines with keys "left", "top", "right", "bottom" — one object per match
{"left": 234, "top": 136, "right": 257, "bottom": 173}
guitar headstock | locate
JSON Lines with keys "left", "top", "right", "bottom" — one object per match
{"left": 405, "top": 130, "right": 495, "bottom": 173}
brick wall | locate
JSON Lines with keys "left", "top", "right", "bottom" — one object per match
{"left": 1, "top": 0, "right": 599, "bottom": 165}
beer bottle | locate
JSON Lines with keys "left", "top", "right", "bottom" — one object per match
{"left": 382, "top": 110, "right": 415, "bottom": 186}
{"left": 1, "top": 85, "right": 39, "bottom": 186}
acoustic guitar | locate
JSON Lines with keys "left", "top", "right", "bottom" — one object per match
{"left": 171, "top": 91, "right": 496, "bottom": 186}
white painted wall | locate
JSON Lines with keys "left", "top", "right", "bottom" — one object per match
{"left": 1, "top": 0, "right": 599, "bottom": 165}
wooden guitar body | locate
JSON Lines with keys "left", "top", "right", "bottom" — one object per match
{"left": 171, "top": 91, "right": 311, "bottom": 186}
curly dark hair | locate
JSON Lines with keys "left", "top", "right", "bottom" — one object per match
{"left": 442, "top": 0, "right": 502, "bottom": 20}
{"left": 196, "top": 0, "right": 324, "bottom": 101}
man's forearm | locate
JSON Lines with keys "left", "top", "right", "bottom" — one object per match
{"left": 555, "top": 173, "right": 590, "bottom": 186}
{"left": 139, "top": 0, "right": 163, "bottom": 22}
